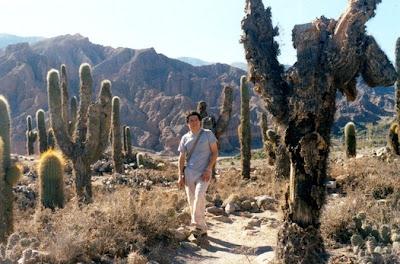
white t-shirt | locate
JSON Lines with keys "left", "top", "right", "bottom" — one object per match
{"left": 178, "top": 129, "right": 217, "bottom": 174}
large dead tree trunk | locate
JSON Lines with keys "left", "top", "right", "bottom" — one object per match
{"left": 241, "top": 0, "right": 396, "bottom": 263}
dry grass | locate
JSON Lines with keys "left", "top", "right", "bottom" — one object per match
{"left": 322, "top": 154, "right": 400, "bottom": 246}
{"left": 13, "top": 186, "right": 187, "bottom": 263}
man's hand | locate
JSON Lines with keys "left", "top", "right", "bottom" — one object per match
{"left": 201, "top": 169, "right": 211, "bottom": 182}
{"left": 177, "top": 175, "right": 185, "bottom": 189}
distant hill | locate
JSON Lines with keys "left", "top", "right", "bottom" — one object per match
{"left": 176, "top": 57, "right": 212, "bottom": 66}
{"left": 231, "top": 62, "right": 247, "bottom": 71}
{"left": 0, "top": 33, "right": 44, "bottom": 49}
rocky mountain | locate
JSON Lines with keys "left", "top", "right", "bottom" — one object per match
{"left": 176, "top": 57, "right": 212, "bottom": 67}
{"left": 0, "top": 34, "right": 395, "bottom": 155}
{"left": 0, "top": 34, "right": 264, "bottom": 154}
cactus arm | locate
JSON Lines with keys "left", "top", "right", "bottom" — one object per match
{"left": 36, "top": 109, "right": 48, "bottom": 153}
{"left": 85, "top": 80, "right": 112, "bottom": 163}
{"left": 361, "top": 36, "right": 396, "bottom": 87}
{"left": 331, "top": 0, "right": 395, "bottom": 92}
{"left": 60, "top": 64, "right": 69, "bottom": 124}
{"left": 76, "top": 63, "right": 93, "bottom": 144}
{"left": 69, "top": 96, "right": 78, "bottom": 137}
{"left": 47, "top": 70, "right": 74, "bottom": 158}
{"left": 125, "top": 126, "right": 132, "bottom": 156}
{"left": 241, "top": 0, "right": 290, "bottom": 125}
{"left": 0, "top": 96, "right": 11, "bottom": 170}
{"left": 215, "top": 86, "right": 233, "bottom": 139}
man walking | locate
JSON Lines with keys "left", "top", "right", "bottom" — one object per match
{"left": 178, "top": 111, "right": 218, "bottom": 240}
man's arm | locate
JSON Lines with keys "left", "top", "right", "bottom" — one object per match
{"left": 202, "top": 142, "right": 218, "bottom": 181}
{"left": 177, "top": 152, "right": 185, "bottom": 188}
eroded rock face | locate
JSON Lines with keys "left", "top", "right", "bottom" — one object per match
{"left": 0, "top": 34, "right": 251, "bottom": 154}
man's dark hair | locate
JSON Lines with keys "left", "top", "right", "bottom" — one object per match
{"left": 186, "top": 111, "right": 202, "bottom": 123}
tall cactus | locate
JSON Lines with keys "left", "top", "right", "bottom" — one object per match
{"left": 124, "top": 126, "right": 133, "bottom": 161}
{"left": 239, "top": 76, "right": 251, "bottom": 179}
{"left": 111, "top": 96, "right": 123, "bottom": 174}
{"left": 241, "top": 0, "right": 396, "bottom": 262}
{"left": 47, "top": 64, "right": 112, "bottom": 203}
{"left": 345, "top": 122, "right": 356, "bottom": 158}
{"left": 36, "top": 109, "right": 48, "bottom": 153}
{"left": 122, "top": 125, "right": 127, "bottom": 153}
{"left": 25, "top": 115, "right": 37, "bottom": 155}
{"left": 215, "top": 86, "right": 234, "bottom": 140}
{"left": 0, "top": 96, "right": 21, "bottom": 242}
{"left": 396, "top": 38, "right": 400, "bottom": 125}
{"left": 38, "top": 150, "right": 65, "bottom": 209}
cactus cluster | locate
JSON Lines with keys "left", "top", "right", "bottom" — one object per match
{"left": 47, "top": 63, "right": 112, "bottom": 203}
{"left": 38, "top": 150, "right": 65, "bottom": 209}
{"left": 239, "top": 75, "right": 251, "bottom": 179}
{"left": 0, "top": 96, "right": 21, "bottom": 242}
{"left": 350, "top": 213, "right": 400, "bottom": 261}
{"left": 25, "top": 115, "right": 37, "bottom": 155}
{"left": 345, "top": 122, "right": 356, "bottom": 158}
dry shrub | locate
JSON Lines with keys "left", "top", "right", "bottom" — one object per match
{"left": 15, "top": 187, "right": 186, "bottom": 263}
{"left": 209, "top": 164, "right": 286, "bottom": 202}
{"left": 322, "top": 155, "right": 400, "bottom": 245}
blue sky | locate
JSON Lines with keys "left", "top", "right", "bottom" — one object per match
{"left": 0, "top": 0, "right": 399, "bottom": 65}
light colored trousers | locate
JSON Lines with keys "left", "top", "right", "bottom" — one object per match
{"left": 184, "top": 168, "right": 210, "bottom": 233}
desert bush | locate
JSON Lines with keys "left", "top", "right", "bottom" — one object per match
{"left": 14, "top": 187, "right": 186, "bottom": 263}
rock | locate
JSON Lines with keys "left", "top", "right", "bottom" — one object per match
{"left": 212, "top": 215, "right": 233, "bottom": 224}
{"left": 324, "top": 180, "right": 336, "bottom": 189}
{"left": 240, "top": 200, "right": 253, "bottom": 211}
{"left": 169, "top": 227, "right": 190, "bottom": 241}
{"left": 206, "top": 206, "right": 225, "bottom": 216}
{"left": 245, "top": 219, "right": 262, "bottom": 229}
{"left": 225, "top": 202, "right": 237, "bottom": 214}
{"left": 392, "top": 241, "right": 400, "bottom": 254}
{"left": 255, "top": 195, "right": 276, "bottom": 210}
{"left": 222, "top": 194, "right": 240, "bottom": 208}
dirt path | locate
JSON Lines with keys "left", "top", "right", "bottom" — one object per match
{"left": 172, "top": 209, "right": 281, "bottom": 264}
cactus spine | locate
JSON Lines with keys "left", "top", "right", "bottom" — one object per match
{"left": 26, "top": 115, "right": 37, "bottom": 155}
{"left": 0, "top": 96, "right": 21, "bottom": 242}
{"left": 47, "top": 64, "right": 112, "bottom": 203}
{"left": 38, "top": 150, "right": 65, "bottom": 209}
{"left": 239, "top": 76, "right": 251, "bottom": 179}
{"left": 345, "top": 122, "right": 356, "bottom": 158}
{"left": 111, "top": 96, "right": 123, "bottom": 174}
{"left": 36, "top": 109, "right": 48, "bottom": 153}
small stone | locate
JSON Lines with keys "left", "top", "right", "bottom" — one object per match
{"left": 225, "top": 202, "right": 237, "bottom": 214}
{"left": 206, "top": 206, "right": 225, "bottom": 216}
{"left": 240, "top": 200, "right": 253, "bottom": 211}
{"left": 212, "top": 215, "right": 233, "bottom": 224}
